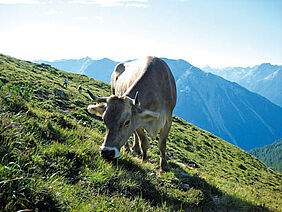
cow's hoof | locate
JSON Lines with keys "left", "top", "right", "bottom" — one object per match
{"left": 132, "top": 144, "right": 142, "bottom": 155}
{"left": 160, "top": 160, "right": 169, "bottom": 172}
{"left": 124, "top": 147, "right": 130, "bottom": 153}
{"left": 160, "top": 167, "right": 170, "bottom": 173}
{"left": 142, "top": 153, "right": 148, "bottom": 162}
{"left": 133, "top": 149, "right": 142, "bottom": 157}
{"left": 158, "top": 167, "right": 170, "bottom": 176}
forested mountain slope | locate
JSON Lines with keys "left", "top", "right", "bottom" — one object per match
{"left": 249, "top": 139, "right": 282, "bottom": 172}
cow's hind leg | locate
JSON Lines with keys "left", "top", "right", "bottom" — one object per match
{"left": 136, "top": 128, "right": 150, "bottom": 161}
{"left": 158, "top": 118, "right": 172, "bottom": 172}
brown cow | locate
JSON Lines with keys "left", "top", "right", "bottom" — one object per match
{"left": 87, "top": 56, "right": 177, "bottom": 171}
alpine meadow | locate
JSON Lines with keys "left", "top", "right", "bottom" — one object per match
{"left": 0, "top": 54, "right": 281, "bottom": 211}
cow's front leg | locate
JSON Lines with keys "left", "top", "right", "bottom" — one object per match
{"left": 136, "top": 127, "right": 150, "bottom": 161}
{"left": 124, "top": 142, "right": 130, "bottom": 153}
{"left": 132, "top": 131, "right": 142, "bottom": 156}
{"left": 158, "top": 139, "right": 168, "bottom": 172}
{"left": 158, "top": 119, "right": 172, "bottom": 172}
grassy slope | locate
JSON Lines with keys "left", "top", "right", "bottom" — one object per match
{"left": 0, "top": 54, "right": 281, "bottom": 211}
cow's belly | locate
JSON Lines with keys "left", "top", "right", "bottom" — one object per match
{"left": 144, "top": 111, "right": 167, "bottom": 139}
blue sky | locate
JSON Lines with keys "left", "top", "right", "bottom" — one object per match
{"left": 0, "top": 0, "right": 281, "bottom": 67}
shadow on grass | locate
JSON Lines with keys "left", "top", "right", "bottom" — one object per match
{"left": 109, "top": 158, "right": 194, "bottom": 211}
{"left": 106, "top": 158, "right": 271, "bottom": 211}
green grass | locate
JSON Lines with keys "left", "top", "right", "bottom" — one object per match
{"left": 0, "top": 53, "right": 281, "bottom": 211}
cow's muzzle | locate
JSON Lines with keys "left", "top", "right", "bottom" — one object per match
{"left": 99, "top": 146, "right": 120, "bottom": 159}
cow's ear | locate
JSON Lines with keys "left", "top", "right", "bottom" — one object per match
{"left": 138, "top": 110, "right": 160, "bottom": 121}
{"left": 134, "top": 91, "right": 141, "bottom": 107}
{"left": 87, "top": 104, "right": 106, "bottom": 116}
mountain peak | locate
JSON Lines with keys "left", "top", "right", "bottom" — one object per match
{"left": 100, "top": 58, "right": 115, "bottom": 62}
{"left": 82, "top": 56, "right": 92, "bottom": 61}
{"left": 258, "top": 63, "right": 272, "bottom": 68}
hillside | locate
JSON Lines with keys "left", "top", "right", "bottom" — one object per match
{"left": 203, "top": 63, "right": 282, "bottom": 107}
{"left": 1, "top": 54, "right": 281, "bottom": 211}
{"left": 36, "top": 57, "right": 282, "bottom": 150}
{"left": 249, "top": 139, "right": 282, "bottom": 172}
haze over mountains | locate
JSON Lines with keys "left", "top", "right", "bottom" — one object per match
{"left": 35, "top": 57, "right": 282, "bottom": 150}
{"left": 36, "top": 57, "right": 118, "bottom": 83}
{"left": 203, "top": 64, "right": 282, "bottom": 107}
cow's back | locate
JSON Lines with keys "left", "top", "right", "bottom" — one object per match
{"left": 111, "top": 57, "right": 176, "bottom": 114}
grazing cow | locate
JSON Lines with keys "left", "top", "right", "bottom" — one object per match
{"left": 87, "top": 57, "right": 177, "bottom": 172}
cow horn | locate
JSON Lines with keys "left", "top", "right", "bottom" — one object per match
{"left": 87, "top": 89, "right": 108, "bottom": 103}
{"left": 134, "top": 91, "right": 141, "bottom": 107}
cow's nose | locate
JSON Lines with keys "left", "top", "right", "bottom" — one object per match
{"left": 100, "top": 149, "right": 115, "bottom": 159}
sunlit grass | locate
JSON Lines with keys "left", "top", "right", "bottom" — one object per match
{"left": 0, "top": 54, "right": 281, "bottom": 211}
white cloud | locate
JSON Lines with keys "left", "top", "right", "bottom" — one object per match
{"left": 95, "top": 16, "right": 104, "bottom": 21}
{"left": 71, "top": 0, "right": 149, "bottom": 8}
{"left": 75, "top": 16, "right": 89, "bottom": 21}
{"left": 45, "top": 10, "right": 63, "bottom": 16}
{"left": 0, "top": 0, "right": 48, "bottom": 4}
{"left": 125, "top": 3, "right": 148, "bottom": 8}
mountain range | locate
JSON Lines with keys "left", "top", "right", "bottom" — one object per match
{"left": 35, "top": 57, "right": 282, "bottom": 150}
{"left": 36, "top": 57, "right": 118, "bottom": 83}
{"left": 203, "top": 64, "right": 282, "bottom": 107}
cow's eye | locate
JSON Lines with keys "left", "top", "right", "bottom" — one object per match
{"left": 124, "top": 120, "right": 130, "bottom": 127}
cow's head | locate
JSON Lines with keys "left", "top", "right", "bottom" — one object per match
{"left": 87, "top": 90, "right": 159, "bottom": 159}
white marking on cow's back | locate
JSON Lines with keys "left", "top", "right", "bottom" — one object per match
{"left": 115, "top": 58, "right": 150, "bottom": 94}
